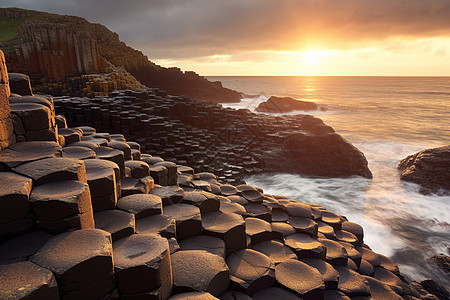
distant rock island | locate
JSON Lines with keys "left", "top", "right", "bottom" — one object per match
{"left": 256, "top": 96, "right": 325, "bottom": 113}
{"left": 0, "top": 7, "right": 242, "bottom": 102}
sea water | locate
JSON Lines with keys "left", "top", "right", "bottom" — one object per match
{"left": 208, "top": 76, "right": 450, "bottom": 285}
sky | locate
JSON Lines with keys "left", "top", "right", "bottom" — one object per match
{"left": 1, "top": 0, "right": 450, "bottom": 76}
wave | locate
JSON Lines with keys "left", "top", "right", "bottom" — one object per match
{"left": 220, "top": 95, "right": 337, "bottom": 117}
{"left": 244, "top": 139, "right": 450, "bottom": 285}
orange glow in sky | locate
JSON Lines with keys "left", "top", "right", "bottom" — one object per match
{"left": 154, "top": 37, "right": 450, "bottom": 76}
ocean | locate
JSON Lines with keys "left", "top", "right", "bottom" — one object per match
{"left": 208, "top": 76, "right": 450, "bottom": 285}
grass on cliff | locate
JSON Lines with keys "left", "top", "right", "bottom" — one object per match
{"left": 0, "top": 15, "right": 27, "bottom": 43}
{"left": 0, "top": 13, "right": 49, "bottom": 43}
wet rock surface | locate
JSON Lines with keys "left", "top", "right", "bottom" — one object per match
{"left": 255, "top": 96, "right": 320, "bottom": 113}
{"left": 398, "top": 145, "right": 450, "bottom": 195}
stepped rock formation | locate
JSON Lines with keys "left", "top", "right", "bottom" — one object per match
{"left": 1, "top": 67, "right": 448, "bottom": 298}
{"left": 0, "top": 7, "right": 241, "bottom": 102}
{"left": 398, "top": 145, "right": 450, "bottom": 195}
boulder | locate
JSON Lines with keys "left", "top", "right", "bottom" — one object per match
{"left": 262, "top": 132, "right": 372, "bottom": 178}
{"left": 255, "top": 96, "right": 320, "bottom": 113}
{"left": 398, "top": 145, "right": 450, "bottom": 194}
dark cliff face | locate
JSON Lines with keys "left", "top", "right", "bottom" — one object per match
{"left": 0, "top": 8, "right": 242, "bottom": 102}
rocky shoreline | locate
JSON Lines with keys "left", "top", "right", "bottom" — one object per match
{"left": 1, "top": 50, "right": 447, "bottom": 299}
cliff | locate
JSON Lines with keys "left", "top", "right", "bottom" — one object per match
{"left": 0, "top": 7, "right": 242, "bottom": 102}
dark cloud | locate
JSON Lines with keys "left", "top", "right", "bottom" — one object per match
{"left": 1, "top": 0, "right": 450, "bottom": 59}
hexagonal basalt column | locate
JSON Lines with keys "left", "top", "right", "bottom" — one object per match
{"left": 30, "top": 229, "right": 115, "bottom": 299}
{"left": 135, "top": 214, "right": 176, "bottom": 238}
{"left": 202, "top": 211, "right": 246, "bottom": 253}
{"left": 113, "top": 234, "right": 172, "bottom": 297}
{"left": 29, "top": 180, "right": 94, "bottom": 233}
{"left": 117, "top": 194, "right": 162, "bottom": 220}
{"left": 172, "top": 250, "right": 229, "bottom": 297}
{"left": 0, "top": 261, "right": 59, "bottom": 299}
{"left": 182, "top": 191, "right": 220, "bottom": 215}
{"left": 94, "top": 210, "right": 135, "bottom": 241}
{"left": 13, "top": 157, "right": 87, "bottom": 185}
{"left": 151, "top": 186, "right": 184, "bottom": 206}
{"left": 226, "top": 249, "right": 275, "bottom": 295}
{"left": 164, "top": 204, "right": 202, "bottom": 240}
{"left": 0, "top": 172, "right": 33, "bottom": 224}
{"left": 284, "top": 233, "right": 326, "bottom": 259}
{"left": 275, "top": 259, "right": 325, "bottom": 299}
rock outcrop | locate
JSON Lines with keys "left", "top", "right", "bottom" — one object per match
{"left": 256, "top": 96, "right": 322, "bottom": 113}
{"left": 0, "top": 7, "right": 242, "bottom": 102}
{"left": 0, "top": 50, "right": 14, "bottom": 150}
{"left": 0, "top": 70, "right": 443, "bottom": 299}
{"left": 398, "top": 145, "right": 450, "bottom": 195}
{"left": 53, "top": 89, "right": 372, "bottom": 180}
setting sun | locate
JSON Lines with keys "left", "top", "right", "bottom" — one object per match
{"left": 302, "top": 50, "right": 325, "bottom": 65}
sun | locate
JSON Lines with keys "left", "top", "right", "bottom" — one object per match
{"left": 303, "top": 50, "right": 326, "bottom": 65}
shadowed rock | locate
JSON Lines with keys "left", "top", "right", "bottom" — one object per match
{"left": 202, "top": 211, "right": 246, "bottom": 253}
{"left": 263, "top": 132, "right": 372, "bottom": 179}
{"left": 30, "top": 229, "right": 114, "bottom": 298}
{"left": 108, "top": 141, "right": 132, "bottom": 160}
{"left": 0, "top": 261, "right": 59, "bottom": 299}
{"left": 252, "top": 286, "right": 301, "bottom": 300}
{"left": 151, "top": 186, "right": 184, "bottom": 206}
{"left": 84, "top": 159, "right": 118, "bottom": 212}
{"left": 94, "top": 146, "right": 125, "bottom": 178}
{"left": 182, "top": 191, "right": 220, "bottom": 215}
{"left": 319, "top": 238, "right": 348, "bottom": 266}
{"left": 113, "top": 234, "right": 172, "bottom": 295}
{"left": 0, "top": 172, "right": 32, "bottom": 224}
{"left": 155, "top": 161, "right": 178, "bottom": 185}
{"left": 121, "top": 176, "right": 154, "bottom": 196}
{"left": 255, "top": 96, "right": 319, "bottom": 113}
{"left": 29, "top": 180, "right": 92, "bottom": 221}
{"left": 373, "top": 267, "right": 411, "bottom": 296}
{"left": 94, "top": 210, "right": 135, "bottom": 241}
{"left": 58, "top": 128, "right": 82, "bottom": 145}
{"left": 179, "top": 235, "right": 226, "bottom": 258}
{"left": 0, "top": 141, "right": 62, "bottom": 168}
{"left": 125, "top": 160, "right": 150, "bottom": 179}
{"left": 172, "top": 250, "right": 230, "bottom": 296}
{"left": 226, "top": 249, "right": 275, "bottom": 295}
{"left": 10, "top": 102, "right": 51, "bottom": 131}
{"left": 164, "top": 204, "right": 202, "bottom": 240}
{"left": 275, "top": 259, "right": 324, "bottom": 299}
{"left": 398, "top": 145, "right": 450, "bottom": 195}
{"left": 149, "top": 165, "right": 169, "bottom": 185}
{"left": 245, "top": 217, "right": 280, "bottom": 245}
{"left": 300, "top": 258, "right": 339, "bottom": 289}
{"left": 169, "top": 291, "right": 219, "bottom": 299}
{"left": 8, "top": 73, "right": 33, "bottom": 95}
{"left": 0, "top": 231, "right": 53, "bottom": 264}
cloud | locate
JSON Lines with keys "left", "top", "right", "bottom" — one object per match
{"left": 1, "top": 0, "right": 450, "bottom": 60}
